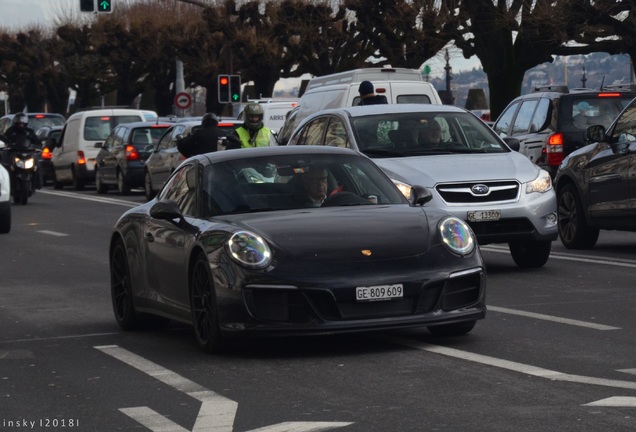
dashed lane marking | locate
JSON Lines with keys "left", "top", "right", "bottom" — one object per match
{"left": 488, "top": 306, "right": 621, "bottom": 331}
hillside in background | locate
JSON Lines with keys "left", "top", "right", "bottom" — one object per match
{"left": 432, "top": 52, "right": 635, "bottom": 110}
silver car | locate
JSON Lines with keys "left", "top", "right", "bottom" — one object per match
{"left": 287, "top": 104, "right": 558, "bottom": 268}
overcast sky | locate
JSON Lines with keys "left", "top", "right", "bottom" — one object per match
{"left": 0, "top": 0, "right": 481, "bottom": 76}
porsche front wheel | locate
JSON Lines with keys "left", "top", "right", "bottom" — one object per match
{"left": 110, "top": 238, "right": 139, "bottom": 330}
{"left": 190, "top": 252, "right": 225, "bottom": 353}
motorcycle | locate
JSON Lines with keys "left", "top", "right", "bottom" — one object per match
{"left": 0, "top": 136, "right": 40, "bottom": 205}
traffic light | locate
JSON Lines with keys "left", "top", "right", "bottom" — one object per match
{"left": 97, "top": 0, "right": 112, "bottom": 13}
{"left": 80, "top": 0, "right": 95, "bottom": 12}
{"left": 229, "top": 75, "right": 241, "bottom": 102}
{"left": 218, "top": 75, "right": 230, "bottom": 103}
{"left": 80, "top": 0, "right": 112, "bottom": 12}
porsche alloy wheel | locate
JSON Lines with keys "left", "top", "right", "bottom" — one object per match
{"left": 110, "top": 238, "right": 139, "bottom": 330}
{"left": 190, "top": 252, "right": 225, "bottom": 353}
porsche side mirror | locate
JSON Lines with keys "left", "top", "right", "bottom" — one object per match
{"left": 150, "top": 199, "right": 183, "bottom": 222}
{"left": 411, "top": 185, "right": 432, "bottom": 206}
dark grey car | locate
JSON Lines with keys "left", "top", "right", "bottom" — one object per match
{"left": 555, "top": 97, "right": 636, "bottom": 249}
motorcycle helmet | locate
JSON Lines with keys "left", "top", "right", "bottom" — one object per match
{"left": 13, "top": 113, "right": 28, "bottom": 128}
{"left": 243, "top": 103, "right": 264, "bottom": 131}
{"left": 201, "top": 112, "right": 219, "bottom": 127}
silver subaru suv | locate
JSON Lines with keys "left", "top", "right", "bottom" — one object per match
{"left": 286, "top": 103, "right": 558, "bottom": 268}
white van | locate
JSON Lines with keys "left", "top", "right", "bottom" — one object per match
{"left": 51, "top": 108, "right": 145, "bottom": 190}
{"left": 278, "top": 66, "right": 442, "bottom": 145}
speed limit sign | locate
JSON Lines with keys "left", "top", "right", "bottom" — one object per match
{"left": 175, "top": 92, "right": 192, "bottom": 109}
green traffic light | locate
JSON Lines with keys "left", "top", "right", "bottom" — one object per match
{"left": 232, "top": 93, "right": 240, "bottom": 102}
{"left": 99, "top": 0, "right": 111, "bottom": 11}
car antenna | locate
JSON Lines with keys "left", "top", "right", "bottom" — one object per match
{"left": 599, "top": 76, "right": 605, "bottom": 91}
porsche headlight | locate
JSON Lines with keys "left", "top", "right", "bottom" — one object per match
{"left": 227, "top": 230, "right": 272, "bottom": 269}
{"left": 392, "top": 179, "right": 412, "bottom": 199}
{"left": 526, "top": 170, "right": 552, "bottom": 194}
{"left": 438, "top": 216, "right": 475, "bottom": 256}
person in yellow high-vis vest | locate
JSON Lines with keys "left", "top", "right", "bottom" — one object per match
{"left": 233, "top": 103, "right": 274, "bottom": 148}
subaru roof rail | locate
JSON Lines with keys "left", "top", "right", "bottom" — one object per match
{"left": 72, "top": 105, "right": 138, "bottom": 113}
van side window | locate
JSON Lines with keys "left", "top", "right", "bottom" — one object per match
{"left": 396, "top": 95, "right": 431, "bottom": 104}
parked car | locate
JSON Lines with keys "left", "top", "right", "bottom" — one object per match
{"left": 94, "top": 121, "right": 172, "bottom": 195}
{"left": 554, "top": 97, "right": 636, "bottom": 249}
{"left": 51, "top": 108, "right": 146, "bottom": 190}
{"left": 35, "top": 125, "right": 63, "bottom": 185}
{"left": 492, "top": 84, "right": 636, "bottom": 177}
{"left": 0, "top": 163, "right": 10, "bottom": 234}
{"left": 287, "top": 104, "right": 558, "bottom": 268}
{"left": 143, "top": 118, "right": 243, "bottom": 200}
{"left": 109, "top": 145, "right": 485, "bottom": 352}
{"left": 0, "top": 113, "right": 65, "bottom": 135}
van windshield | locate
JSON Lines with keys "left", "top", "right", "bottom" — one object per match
{"left": 84, "top": 115, "right": 141, "bottom": 141}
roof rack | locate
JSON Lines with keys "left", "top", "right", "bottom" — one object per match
{"left": 532, "top": 85, "right": 569, "bottom": 93}
{"left": 72, "top": 105, "right": 137, "bottom": 113}
{"left": 601, "top": 83, "right": 636, "bottom": 92}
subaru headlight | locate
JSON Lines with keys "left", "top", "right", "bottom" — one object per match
{"left": 227, "top": 230, "right": 272, "bottom": 269}
{"left": 526, "top": 170, "right": 552, "bottom": 194}
{"left": 438, "top": 216, "right": 475, "bottom": 256}
{"left": 15, "top": 157, "right": 35, "bottom": 170}
{"left": 392, "top": 179, "right": 412, "bottom": 199}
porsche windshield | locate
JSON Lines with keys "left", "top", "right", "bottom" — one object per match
{"left": 351, "top": 112, "right": 508, "bottom": 156}
{"left": 201, "top": 153, "right": 408, "bottom": 215}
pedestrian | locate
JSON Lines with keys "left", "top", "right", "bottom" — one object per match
{"left": 177, "top": 112, "right": 222, "bottom": 158}
{"left": 357, "top": 81, "right": 388, "bottom": 106}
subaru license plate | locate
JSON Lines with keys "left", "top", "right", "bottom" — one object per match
{"left": 356, "top": 284, "right": 403, "bottom": 302}
{"left": 467, "top": 210, "right": 501, "bottom": 222}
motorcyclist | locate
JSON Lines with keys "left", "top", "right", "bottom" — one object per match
{"left": 0, "top": 113, "right": 42, "bottom": 188}
{"left": 176, "top": 112, "right": 223, "bottom": 158}
{"left": 233, "top": 103, "right": 274, "bottom": 148}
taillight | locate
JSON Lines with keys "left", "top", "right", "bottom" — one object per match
{"left": 125, "top": 145, "right": 139, "bottom": 161}
{"left": 546, "top": 133, "right": 564, "bottom": 167}
{"left": 41, "top": 147, "right": 52, "bottom": 160}
{"left": 77, "top": 151, "right": 86, "bottom": 165}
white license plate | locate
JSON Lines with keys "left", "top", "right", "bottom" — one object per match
{"left": 356, "top": 284, "right": 403, "bottom": 302}
{"left": 467, "top": 210, "right": 501, "bottom": 222}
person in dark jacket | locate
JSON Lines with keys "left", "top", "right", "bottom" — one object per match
{"left": 357, "top": 81, "right": 388, "bottom": 106}
{"left": 1, "top": 113, "right": 42, "bottom": 188}
{"left": 177, "top": 113, "right": 222, "bottom": 158}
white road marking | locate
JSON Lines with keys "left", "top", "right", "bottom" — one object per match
{"left": 95, "top": 345, "right": 352, "bottom": 432}
{"left": 488, "top": 306, "right": 621, "bottom": 331}
{"left": 481, "top": 245, "right": 636, "bottom": 268}
{"left": 39, "top": 189, "right": 138, "bottom": 207}
{"left": 618, "top": 369, "right": 636, "bottom": 376}
{"left": 37, "top": 230, "right": 68, "bottom": 237}
{"left": 119, "top": 407, "right": 188, "bottom": 432}
{"left": 390, "top": 339, "right": 636, "bottom": 391}
{"left": 246, "top": 422, "right": 354, "bottom": 432}
{"left": 583, "top": 397, "right": 636, "bottom": 407}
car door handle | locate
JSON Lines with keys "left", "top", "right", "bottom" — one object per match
{"left": 145, "top": 232, "right": 154, "bottom": 243}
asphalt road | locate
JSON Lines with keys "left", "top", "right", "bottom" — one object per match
{"left": 1, "top": 187, "right": 635, "bottom": 432}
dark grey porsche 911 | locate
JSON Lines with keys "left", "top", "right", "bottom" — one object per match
{"left": 109, "top": 146, "right": 486, "bottom": 352}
